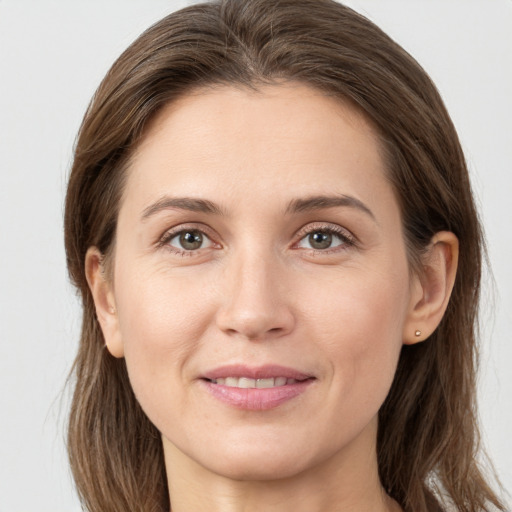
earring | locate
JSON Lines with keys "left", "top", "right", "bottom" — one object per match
{"left": 109, "top": 306, "right": 116, "bottom": 314}
{"left": 415, "top": 330, "right": 421, "bottom": 337}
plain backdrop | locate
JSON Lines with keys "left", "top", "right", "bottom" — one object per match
{"left": 0, "top": 1, "right": 510, "bottom": 510}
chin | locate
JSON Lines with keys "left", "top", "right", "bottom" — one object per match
{"left": 188, "top": 432, "right": 328, "bottom": 482}
{"left": 206, "top": 452, "right": 312, "bottom": 482}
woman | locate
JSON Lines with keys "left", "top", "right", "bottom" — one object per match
{"left": 64, "top": 0, "right": 506, "bottom": 511}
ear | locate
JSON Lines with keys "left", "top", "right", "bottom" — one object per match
{"left": 403, "top": 231, "right": 459, "bottom": 345}
{"left": 85, "top": 247, "right": 124, "bottom": 358}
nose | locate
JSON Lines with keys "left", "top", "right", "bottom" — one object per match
{"left": 215, "top": 251, "right": 295, "bottom": 341}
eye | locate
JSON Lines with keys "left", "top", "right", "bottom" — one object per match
{"left": 165, "top": 229, "right": 214, "bottom": 252}
{"left": 296, "top": 226, "right": 354, "bottom": 252}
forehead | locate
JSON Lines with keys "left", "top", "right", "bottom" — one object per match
{"left": 123, "top": 82, "right": 393, "bottom": 216}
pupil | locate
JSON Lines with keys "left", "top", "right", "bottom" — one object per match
{"left": 309, "top": 231, "right": 332, "bottom": 249}
{"left": 180, "top": 231, "right": 203, "bottom": 250}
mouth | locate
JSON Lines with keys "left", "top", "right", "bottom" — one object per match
{"left": 200, "top": 365, "right": 315, "bottom": 410}
{"left": 206, "top": 376, "right": 303, "bottom": 388}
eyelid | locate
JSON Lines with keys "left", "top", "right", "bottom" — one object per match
{"left": 157, "top": 223, "right": 221, "bottom": 251}
{"left": 293, "top": 222, "right": 357, "bottom": 250}
{"left": 155, "top": 221, "right": 356, "bottom": 255}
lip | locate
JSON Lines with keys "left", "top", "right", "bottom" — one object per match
{"left": 202, "top": 364, "right": 313, "bottom": 381}
{"left": 199, "top": 364, "right": 315, "bottom": 411}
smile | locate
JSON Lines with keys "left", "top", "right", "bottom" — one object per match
{"left": 200, "top": 365, "right": 315, "bottom": 410}
{"left": 210, "top": 377, "right": 298, "bottom": 388}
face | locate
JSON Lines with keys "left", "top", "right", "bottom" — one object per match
{"left": 104, "top": 83, "right": 421, "bottom": 480}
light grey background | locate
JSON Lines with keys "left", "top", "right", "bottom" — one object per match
{"left": 0, "top": 1, "right": 510, "bottom": 510}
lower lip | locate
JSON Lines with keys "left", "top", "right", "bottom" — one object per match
{"left": 201, "top": 379, "right": 314, "bottom": 411}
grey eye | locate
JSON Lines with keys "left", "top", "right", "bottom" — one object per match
{"left": 308, "top": 231, "right": 333, "bottom": 249}
{"left": 297, "top": 229, "right": 346, "bottom": 251}
{"left": 180, "top": 231, "right": 203, "bottom": 250}
{"left": 169, "top": 230, "right": 212, "bottom": 251}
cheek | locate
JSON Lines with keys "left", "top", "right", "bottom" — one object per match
{"left": 305, "top": 265, "right": 409, "bottom": 410}
{"left": 113, "top": 266, "right": 216, "bottom": 408}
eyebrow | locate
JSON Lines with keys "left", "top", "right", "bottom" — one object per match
{"left": 140, "top": 193, "right": 375, "bottom": 222}
{"left": 141, "top": 196, "right": 224, "bottom": 220}
{"left": 285, "top": 194, "right": 375, "bottom": 220}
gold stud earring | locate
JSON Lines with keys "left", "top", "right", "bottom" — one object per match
{"left": 415, "top": 330, "right": 421, "bottom": 337}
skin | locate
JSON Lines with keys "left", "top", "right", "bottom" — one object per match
{"left": 87, "top": 83, "right": 458, "bottom": 512}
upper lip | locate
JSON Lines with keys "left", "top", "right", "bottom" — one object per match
{"left": 201, "top": 364, "right": 313, "bottom": 381}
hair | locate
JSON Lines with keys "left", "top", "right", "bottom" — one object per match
{"left": 64, "top": 1, "right": 505, "bottom": 511}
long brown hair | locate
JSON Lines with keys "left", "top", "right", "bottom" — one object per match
{"left": 64, "top": 1, "right": 505, "bottom": 510}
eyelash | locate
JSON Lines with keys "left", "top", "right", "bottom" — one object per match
{"left": 157, "top": 224, "right": 218, "bottom": 257}
{"left": 294, "top": 222, "right": 356, "bottom": 254}
{"left": 157, "top": 222, "right": 356, "bottom": 257}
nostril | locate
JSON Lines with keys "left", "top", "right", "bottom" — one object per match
{"left": 215, "top": 296, "right": 295, "bottom": 340}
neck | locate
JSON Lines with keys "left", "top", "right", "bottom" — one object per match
{"left": 163, "top": 419, "right": 400, "bottom": 512}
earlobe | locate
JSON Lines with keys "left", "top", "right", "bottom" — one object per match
{"left": 85, "top": 247, "right": 124, "bottom": 358}
{"left": 403, "top": 231, "right": 459, "bottom": 345}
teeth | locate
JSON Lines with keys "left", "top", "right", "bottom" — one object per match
{"left": 211, "top": 377, "right": 299, "bottom": 388}
{"left": 275, "top": 377, "right": 287, "bottom": 386}
{"left": 225, "top": 377, "right": 237, "bottom": 387}
{"left": 239, "top": 377, "right": 255, "bottom": 388}
{"left": 256, "top": 378, "right": 274, "bottom": 388}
